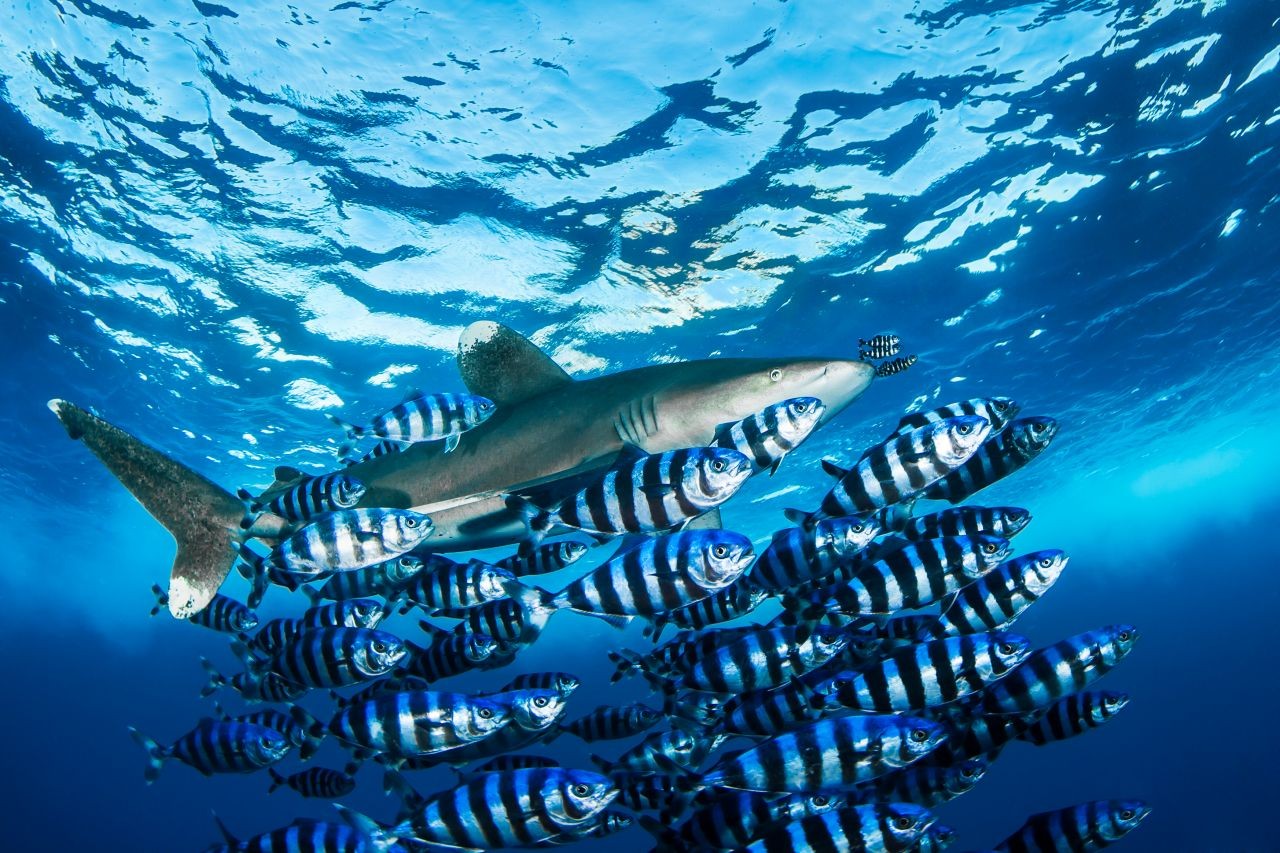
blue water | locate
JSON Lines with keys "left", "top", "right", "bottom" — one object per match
{"left": 3, "top": 1, "right": 1279, "bottom": 850}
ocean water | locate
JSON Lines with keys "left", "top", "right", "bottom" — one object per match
{"left": 2, "top": 0, "right": 1279, "bottom": 850}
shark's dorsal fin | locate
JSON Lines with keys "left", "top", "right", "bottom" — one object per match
{"left": 458, "top": 322, "right": 573, "bottom": 408}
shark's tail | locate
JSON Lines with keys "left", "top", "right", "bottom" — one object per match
{"left": 48, "top": 399, "right": 245, "bottom": 619}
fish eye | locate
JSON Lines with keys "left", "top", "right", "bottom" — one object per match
{"left": 998, "top": 643, "right": 1015, "bottom": 655}
{"left": 852, "top": 523, "right": 865, "bottom": 533}
{"left": 1032, "top": 423, "right": 1045, "bottom": 433}
{"left": 371, "top": 641, "right": 386, "bottom": 653}
{"left": 1038, "top": 557, "right": 1053, "bottom": 568}
{"left": 478, "top": 707, "right": 493, "bottom": 719}
{"left": 533, "top": 697, "right": 549, "bottom": 708}
{"left": 404, "top": 517, "right": 419, "bottom": 528}
{"left": 893, "top": 816, "right": 914, "bottom": 830}
{"left": 961, "top": 766, "right": 976, "bottom": 778}
{"left": 957, "top": 423, "right": 972, "bottom": 435}
{"left": 812, "top": 795, "right": 829, "bottom": 806}
{"left": 1118, "top": 630, "right": 1132, "bottom": 641}
{"left": 769, "top": 368, "right": 782, "bottom": 382}
{"left": 793, "top": 401, "right": 808, "bottom": 413}
{"left": 910, "top": 728, "right": 930, "bottom": 743}
{"left": 982, "top": 542, "right": 997, "bottom": 554}
{"left": 571, "top": 783, "right": 590, "bottom": 797}
{"left": 1120, "top": 809, "right": 1135, "bottom": 820}
{"left": 713, "top": 545, "right": 728, "bottom": 558}
{"left": 711, "top": 459, "right": 726, "bottom": 472}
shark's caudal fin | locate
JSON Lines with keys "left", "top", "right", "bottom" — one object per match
{"left": 457, "top": 321, "right": 573, "bottom": 408}
{"left": 48, "top": 400, "right": 244, "bottom": 619}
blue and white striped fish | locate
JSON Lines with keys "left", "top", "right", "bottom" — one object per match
{"left": 243, "top": 626, "right": 407, "bottom": 689}
{"left": 499, "top": 672, "right": 582, "bottom": 697}
{"left": 496, "top": 540, "right": 590, "bottom": 577}
{"left": 213, "top": 703, "right": 325, "bottom": 760}
{"left": 267, "top": 763, "right": 358, "bottom": 798}
{"left": 200, "top": 658, "right": 307, "bottom": 704}
{"left": 403, "top": 623, "right": 501, "bottom": 682}
{"left": 326, "top": 689, "right": 511, "bottom": 758}
{"left": 851, "top": 758, "right": 990, "bottom": 808}
{"left": 900, "top": 505, "right": 1032, "bottom": 542}
{"left": 205, "top": 810, "right": 399, "bottom": 853}
{"left": 927, "top": 708, "right": 1032, "bottom": 767}
{"left": 675, "top": 625, "right": 851, "bottom": 695}
{"left": 933, "top": 550, "right": 1069, "bottom": 636}
{"left": 404, "top": 559, "right": 522, "bottom": 614}
{"left": 511, "top": 446, "right": 753, "bottom": 538}
{"left": 300, "top": 599, "right": 388, "bottom": 630}
{"left": 859, "top": 334, "right": 901, "bottom": 360}
{"left": 237, "top": 469, "right": 366, "bottom": 530}
{"left": 787, "top": 416, "right": 991, "bottom": 528}
{"left": 641, "top": 791, "right": 840, "bottom": 851}
{"left": 712, "top": 397, "right": 825, "bottom": 476}
{"left": 737, "top": 802, "right": 936, "bottom": 853}
{"left": 992, "top": 799, "right": 1151, "bottom": 852}
{"left": 247, "top": 617, "right": 303, "bottom": 657}
{"left": 1016, "top": 691, "right": 1131, "bottom": 746}
{"left": 329, "top": 675, "right": 431, "bottom": 710}
{"left": 797, "top": 534, "right": 1011, "bottom": 617}
{"left": 552, "top": 529, "right": 754, "bottom": 623}
{"left": 386, "top": 768, "right": 618, "bottom": 850}
{"left": 982, "top": 625, "right": 1139, "bottom": 714}
{"left": 419, "top": 687, "right": 570, "bottom": 767}
{"left": 888, "top": 397, "right": 1020, "bottom": 439}
{"left": 306, "top": 556, "right": 425, "bottom": 603}
{"left": 328, "top": 391, "right": 496, "bottom": 456}
{"left": 751, "top": 514, "right": 881, "bottom": 592}
{"left": 647, "top": 580, "right": 770, "bottom": 641}
{"left": 453, "top": 585, "right": 561, "bottom": 647}
{"left": 592, "top": 728, "right": 725, "bottom": 774}
{"left": 562, "top": 703, "right": 662, "bottom": 743}
{"left": 698, "top": 715, "right": 947, "bottom": 793}
{"left": 129, "top": 719, "right": 290, "bottom": 783}
{"left": 717, "top": 675, "right": 825, "bottom": 738}
{"left": 815, "top": 633, "right": 1032, "bottom": 713}
{"left": 247, "top": 508, "right": 434, "bottom": 576}
{"left": 923, "top": 416, "right": 1059, "bottom": 504}
{"left": 150, "top": 587, "right": 257, "bottom": 635}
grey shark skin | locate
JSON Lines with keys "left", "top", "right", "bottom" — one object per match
{"left": 49, "top": 322, "right": 874, "bottom": 618}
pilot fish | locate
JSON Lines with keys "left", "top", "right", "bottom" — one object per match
{"left": 327, "top": 390, "right": 496, "bottom": 456}
{"left": 923, "top": 416, "right": 1059, "bottom": 504}
{"left": 236, "top": 470, "right": 366, "bottom": 530}
{"left": 129, "top": 719, "right": 291, "bottom": 782}
{"left": 992, "top": 799, "right": 1151, "bottom": 852}
{"left": 711, "top": 397, "right": 825, "bottom": 476}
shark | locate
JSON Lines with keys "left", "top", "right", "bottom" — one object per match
{"left": 48, "top": 321, "right": 875, "bottom": 618}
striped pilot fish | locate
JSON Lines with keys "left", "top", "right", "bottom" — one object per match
{"left": 1017, "top": 691, "right": 1131, "bottom": 746}
{"left": 453, "top": 585, "right": 560, "bottom": 648}
{"left": 815, "top": 633, "right": 1032, "bottom": 714}
{"left": 932, "top": 549, "right": 1069, "bottom": 637}
{"left": 787, "top": 415, "right": 992, "bottom": 528}
{"left": 204, "top": 812, "right": 400, "bottom": 853}
{"left": 641, "top": 791, "right": 841, "bottom": 852}
{"left": 330, "top": 675, "right": 431, "bottom": 710}
{"left": 913, "top": 823, "right": 959, "bottom": 853}
{"left": 510, "top": 446, "right": 753, "bottom": 539}
{"left": 420, "top": 687, "right": 570, "bottom": 767}
{"left": 592, "top": 728, "right": 726, "bottom": 774}
{"left": 405, "top": 559, "right": 522, "bottom": 615}
{"left": 300, "top": 599, "right": 388, "bottom": 630}
{"left": 537, "top": 811, "right": 633, "bottom": 846}
{"left": 992, "top": 799, "right": 1151, "bottom": 853}
{"left": 326, "top": 689, "right": 511, "bottom": 758}
{"left": 888, "top": 397, "right": 1020, "bottom": 439}
{"left": 150, "top": 587, "right": 257, "bottom": 635}
{"left": 675, "top": 625, "right": 851, "bottom": 695}
{"left": 213, "top": 703, "right": 325, "bottom": 760}
{"left": 718, "top": 676, "right": 826, "bottom": 738}
{"left": 552, "top": 529, "right": 755, "bottom": 623}
{"left": 874, "top": 355, "right": 917, "bottom": 377}
{"left": 712, "top": 397, "right": 825, "bottom": 476}
{"left": 385, "top": 768, "right": 618, "bottom": 850}
{"left": 899, "top": 505, "right": 1032, "bottom": 542}
{"left": 561, "top": 703, "right": 662, "bottom": 743}
{"left": 698, "top": 715, "right": 948, "bottom": 793}
{"left": 403, "top": 623, "right": 500, "bottom": 682}
{"left": 982, "top": 625, "right": 1138, "bottom": 714}
{"left": 199, "top": 658, "right": 307, "bottom": 704}
{"left": 236, "top": 469, "right": 366, "bottom": 530}
{"left": 306, "top": 556, "right": 426, "bottom": 603}
{"left": 500, "top": 672, "right": 580, "bottom": 698}
{"left": 751, "top": 514, "right": 881, "bottom": 592}
{"left": 859, "top": 334, "right": 901, "bottom": 360}
{"left": 267, "top": 763, "right": 358, "bottom": 798}
{"left": 251, "top": 508, "right": 434, "bottom": 576}
{"left": 496, "top": 540, "right": 590, "bottom": 577}
{"left": 247, "top": 617, "right": 303, "bottom": 657}
{"left": 923, "top": 416, "right": 1059, "bottom": 504}
{"left": 738, "top": 802, "right": 937, "bottom": 853}
{"left": 327, "top": 390, "right": 496, "bottom": 456}
{"left": 341, "top": 438, "right": 402, "bottom": 468}
{"left": 129, "top": 719, "right": 290, "bottom": 783}
{"left": 926, "top": 708, "right": 1032, "bottom": 767}
{"left": 797, "top": 534, "right": 1011, "bottom": 617}
{"left": 241, "top": 626, "right": 407, "bottom": 689}
{"left": 851, "top": 758, "right": 990, "bottom": 808}
{"left": 608, "top": 625, "right": 768, "bottom": 683}
{"left": 610, "top": 770, "right": 687, "bottom": 814}
{"left": 647, "top": 580, "right": 771, "bottom": 641}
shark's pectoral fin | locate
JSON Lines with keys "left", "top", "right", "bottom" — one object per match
{"left": 457, "top": 321, "right": 573, "bottom": 408}
{"left": 48, "top": 399, "right": 243, "bottom": 619}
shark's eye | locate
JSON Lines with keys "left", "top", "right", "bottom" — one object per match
{"left": 769, "top": 368, "right": 783, "bottom": 382}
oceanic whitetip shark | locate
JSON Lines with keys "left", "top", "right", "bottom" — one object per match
{"left": 49, "top": 322, "right": 875, "bottom": 618}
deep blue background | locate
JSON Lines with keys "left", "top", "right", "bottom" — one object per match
{"left": 2, "top": 1, "right": 1279, "bottom": 850}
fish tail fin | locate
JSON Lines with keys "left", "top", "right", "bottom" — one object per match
{"left": 587, "top": 753, "right": 613, "bottom": 774}
{"left": 49, "top": 399, "right": 243, "bottom": 618}
{"left": 290, "top": 705, "right": 326, "bottom": 760}
{"left": 267, "top": 767, "right": 285, "bottom": 793}
{"left": 300, "top": 585, "right": 321, "bottom": 607}
{"left": 332, "top": 804, "right": 399, "bottom": 852}
{"left": 607, "top": 649, "right": 643, "bottom": 683}
{"left": 149, "top": 584, "right": 167, "bottom": 617}
{"left": 783, "top": 507, "right": 818, "bottom": 530}
{"left": 128, "top": 726, "right": 166, "bottom": 784}
{"left": 211, "top": 812, "right": 238, "bottom": 846}
{"left": 235, "top": 487, "right": 261, "bottom": 530}
{"left": 199, "top": 657, "right": 226, "bottom": 697}
{"left": 644, "top": 613, "right": 670, "bottom": 642}
{"left": 325, "top": 414, "right": 363, "bottom": 458}
{"left": 504, "top": 494, "right": 553, "bottom": 546}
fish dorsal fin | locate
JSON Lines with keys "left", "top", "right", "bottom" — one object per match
{"left": 458, "top": 322, "right": 573, "bottom": 408}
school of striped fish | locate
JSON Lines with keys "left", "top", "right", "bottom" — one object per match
{"left": 136, "top": 363, "right": 1149, "bottom": 853}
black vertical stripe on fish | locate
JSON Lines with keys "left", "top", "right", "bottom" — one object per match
{"left": 982, "top": 625, "right": 1138, "bottom": 714}
{"left": 874, "top": 355, "right": 917, "bottom": 377}
{"left": 1017, "top": 691, "right": 1131, "bottom": 746}
{"left": 992, "top": 800, "right": 1151, "bottom": 853}
{"left": 922, "top": 416, "right": 1058, "bottom": 504}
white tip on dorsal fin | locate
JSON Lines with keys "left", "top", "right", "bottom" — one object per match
{"left": 457, "top": 322, "right": 573, "bottom": 408}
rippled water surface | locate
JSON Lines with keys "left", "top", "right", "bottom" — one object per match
{"left": 2, "top": 1, "right": 1279, "bottom": 850}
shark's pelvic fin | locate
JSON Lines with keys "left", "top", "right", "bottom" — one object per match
{"left": 47, "top": 399, "right": 242, "bottom": 619}
{"left": 457, "top": 321, "right": 573, "bottom": 408}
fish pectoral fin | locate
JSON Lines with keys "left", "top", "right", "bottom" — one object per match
{"left": 577, "top": 611, "right": 634, "bottom": 630}
{"left": 684, "top": 508, "right": 722, "bottom": 531}
{"left": 638, "top": 482, "right": 676, "bottom": 497}
{"left": 820, "top": 459, "right": 850, "bottom": 479}
{"left": 444, "top": 434, "right": 460, "bottom": 453}
{"left": 456, "top": 321, "right": 573, "bottom": 408}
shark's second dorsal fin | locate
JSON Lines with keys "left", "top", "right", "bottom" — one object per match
{"left": 458, "top": 322, "right": 573, "bottom": 408}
